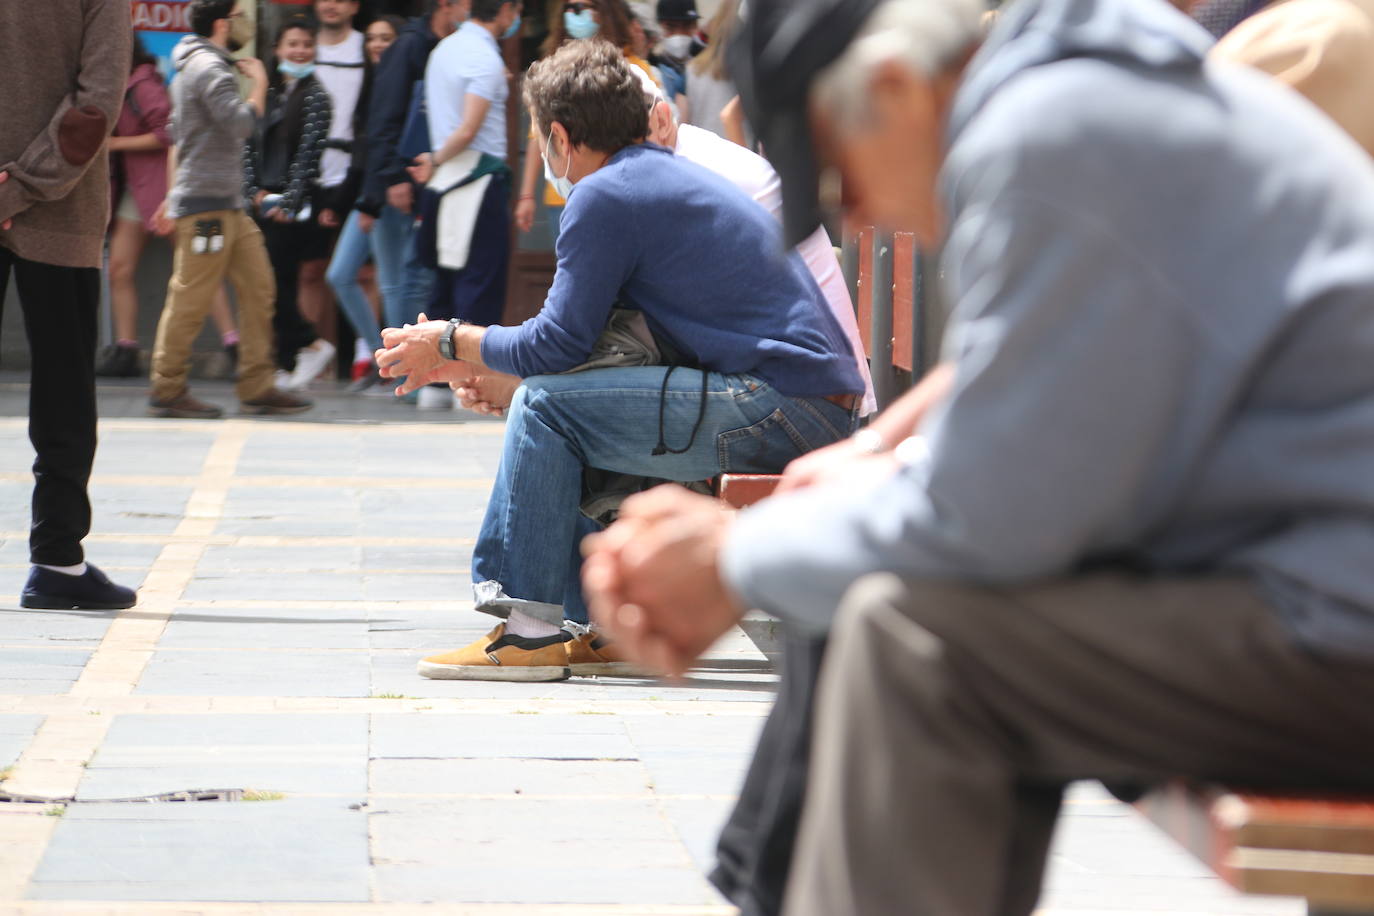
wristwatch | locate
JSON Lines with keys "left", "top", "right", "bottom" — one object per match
{"left": 437, "top": 318, "right": 467, "bottom": 360}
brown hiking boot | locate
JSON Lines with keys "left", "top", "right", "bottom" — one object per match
{"left": 147, "top": 391, "right": 224, "bottom": 419}
{"left": 240, "top": 387, "right": 313, "bottom": 416}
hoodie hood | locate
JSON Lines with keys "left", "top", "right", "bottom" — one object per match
{"left": 171, "top": 34, "right": 234, "bottom": 72}
{"left": 948, "top": 0, "right": 1215, "bottom": 142}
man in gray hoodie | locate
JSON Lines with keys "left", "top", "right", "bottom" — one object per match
{"left": 149, "top": 0, "right": 311, "bottom": 418}
{"left": 583, "top": 0, "right": 1374, "bottom": 912}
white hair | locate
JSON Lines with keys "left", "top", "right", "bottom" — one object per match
{"left": 813, "top": 0, "right": 986, "bottom": 128}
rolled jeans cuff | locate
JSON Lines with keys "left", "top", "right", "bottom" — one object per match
{"left": 473, "top": 579, "right": 564, "bottom": 626}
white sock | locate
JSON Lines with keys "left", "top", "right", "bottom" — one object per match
{"left": 39, "top": 562, "right": 88, "bottom": 576}
{"left": 504, "top": 609, "right": 563, "bottom": 639}
{"left": 353, "top": 339, "right": 371, "bottom": 363}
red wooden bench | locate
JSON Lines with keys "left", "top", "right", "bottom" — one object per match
{"left": 1138, "top": 783, "right": 1374, "bottom": 914}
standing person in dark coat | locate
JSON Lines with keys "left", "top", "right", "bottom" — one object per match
{"left": 0, "top": 0, "right": 139, "bottom": 610}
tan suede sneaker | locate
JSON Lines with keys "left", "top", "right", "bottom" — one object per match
{"left": 417, "top": 624, "right": 571, "bottom": 681}
{"left": 565, "top": 630, "right": 660, "bottom": 678}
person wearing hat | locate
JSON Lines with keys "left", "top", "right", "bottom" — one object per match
{"left": 581, "top": 0, "right": 1374, "bottom": 912}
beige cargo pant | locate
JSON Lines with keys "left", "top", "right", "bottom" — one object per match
{"left": 150, "top": 209, "right": 275, "bottom": 403}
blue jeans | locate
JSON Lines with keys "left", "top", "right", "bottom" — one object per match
{"left": 367, "top": 204, "right": 434, "bottom": 329}
{"left": 472, "top": 367, "right": 858, "bottom": 625}
{"left": 325, "top": 210, "right": 382, "bottom": 351}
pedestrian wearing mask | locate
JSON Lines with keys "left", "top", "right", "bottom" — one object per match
{"left": 245, "top": 18, "right": 337, "bottom": 390}
{"left": 149, "top": 0, "right": 310, "bottom": 418}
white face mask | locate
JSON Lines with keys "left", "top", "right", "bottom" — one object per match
{"left": 541, "top": 128, "right": 575, "bottom": 199}
{"left": 658, "top": 34, "right": 693, "bottom": 61}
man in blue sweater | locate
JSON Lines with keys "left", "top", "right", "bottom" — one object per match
{"left": 377, "top": 39, "right": 862, "bottom": 681}
{"left": 581, "top": 0, "right": 1374, "bottom": 912}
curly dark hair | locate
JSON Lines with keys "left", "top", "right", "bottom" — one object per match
{"left": 523, "top": 38, "right": 648, "bottom": 154}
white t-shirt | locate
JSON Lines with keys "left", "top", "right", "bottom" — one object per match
{"left": 313, "top": 29, "right": 366, "bottom": 190}
{"left": 673, "top": 124, "right": 877, "bottom": 415}
{"left": 425, "top": 22, "right": 508, "bottom": 160}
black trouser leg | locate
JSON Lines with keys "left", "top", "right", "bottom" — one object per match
{"left": 710, "top": 627, "right": 827, "bottom": 916}
{"left": 0, "top": 247, "right": 99, "bottom": 566}
{"left": 262, "top": 219, "right": 318, "bottom": 371}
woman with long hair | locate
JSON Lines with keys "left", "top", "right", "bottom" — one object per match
{"left": 686, "top": 0, "right": 751, "bottom": 145}
{"left": 245, "top": 18, "right": 336, "bottom": 389}
{"left": 324, "top": 13, "right": 406, "bottom": 393}
{"left": 514, "top": 0, "right": 646, "bottom": 233}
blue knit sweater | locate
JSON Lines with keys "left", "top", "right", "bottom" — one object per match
{"left": 481, "top": 143, "right": 862, "bottom": 399}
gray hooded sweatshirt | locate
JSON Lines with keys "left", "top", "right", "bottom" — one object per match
{"left": 166, "top": 35, "right": 257, "bottom": 218}
{"left": 723, "top": 0, "right": 1374, "bottom": 658}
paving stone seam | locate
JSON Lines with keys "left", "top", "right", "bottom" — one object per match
{"left": 0, "top": 424, "right": 247, "bottom": 891}
{"left": 0, "top": 473, "right": 496, "bottom": 490}
{"left": 0, "top": 903, "right": 737, "bottom": 915}
{"left": 0, "top": 534, "right": 477, "bottom": 547}
{"left": 0, "top": 698, "right": 773, "bottom": 715}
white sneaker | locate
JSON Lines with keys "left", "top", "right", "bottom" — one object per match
{"left": 416, "top": 385, "right": 453, "bottom": 410}
{"left": 288, "top": 340, "right": 336, "bottom": 390}
{"left": 274, "top": 369, "right": 296, "bottom": 391}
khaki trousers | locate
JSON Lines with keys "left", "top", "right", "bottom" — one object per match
{"left": 784, "top": 572, "right": 1374, "bottom": 916}
{"left": 150, "top": 210, "right": 275, "bottom": 402}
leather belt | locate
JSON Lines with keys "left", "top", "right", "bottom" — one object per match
{"left": 822, "top": 393, "right": 860, "bottom": 410}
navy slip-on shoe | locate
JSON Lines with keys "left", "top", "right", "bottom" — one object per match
{"left": 20, "top": 563, "right": 137, "bottom": 610}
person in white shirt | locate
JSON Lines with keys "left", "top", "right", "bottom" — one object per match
{"left": 279, "top": 0, "right": 367, "bottom": 388}
{"left": 646, "top": 98, "right": 877, "bottom": 416}
{"left": 418, "top": 0, "right": 520, "bottom": 340}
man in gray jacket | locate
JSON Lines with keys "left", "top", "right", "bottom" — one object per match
{"left": 149, "top": 0, "right": 310, "bottom": 418}
{"left": 583, "top": 0, "right": 1374, "bottom": 913}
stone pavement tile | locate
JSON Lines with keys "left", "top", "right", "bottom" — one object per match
{"left": 369, "top": 757, "right": 654, "bottom": 798}
{"left": 158, "top": 612, "right": 369, "bottom": 651}
{"left": 27, "top": 799, "right": 369, "bottom": 902}
{"left": 0, "top": 650, "right": 92, "bottom": 696}
{"left": 212, "top": 517, "right": 364, "bottom": 538}
{"left": 87, "top": 485, "right": 194, "bottom": 519}
{"left": 76, "top": 714, "right": 368, "bottom": 801}
{"left": 369, "top": 651, "right": 778, "bottom": 702}
{"left": 1040, "top": 800, "right": 1304, "bottom": 914}
{"left": 657, "top": 798, "right": 736, "bottom": 874}
{"left": 0, "top": 607, "right": 117, "bottom": 649}
{"left": 370, "top": 798, "right": 720, "bottom": 905}
{"left": 367, "top": 619, "right": 488, "bottom": 652}
{"left": 197, "top": 545, "right": 365, "bottom": 573}
{"left": 181, "top": 573, "right": 367, "bottom": 603}
{"left": 89, "top": 430, "right": 216, "bottom": 477}
{"left": 371, "top": 713, "right": 636, "bottom": 760}
{"left": 0, "top": 714, "right": 44, "bottom": 770}
{"left": 357, "top": 489, "right": 491, "bottom": 518}
{"left": 135, "top": 650, "right": 371, "bottom": 697}
{"left": 622, "top": 715, "right": 762, "bottom": 796}
{"left": 362, "top": 573, "right": 471, "bottom": 602}
{"left": 0, "top": 542, "right": 163, "bottom": 569}
{"left": 361, "top": 544, "right": 474, "bottom": 571}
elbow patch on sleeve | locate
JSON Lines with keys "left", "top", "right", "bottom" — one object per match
{"left": 58, "top": 107, "right": 110, "bottom": 166}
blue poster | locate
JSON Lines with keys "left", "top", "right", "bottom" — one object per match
{"left": 131, "top": 0, "right": 193, "bottom": 82}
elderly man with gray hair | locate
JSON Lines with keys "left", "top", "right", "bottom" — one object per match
{"left": 582, "top": 0, "right": 1374, "bottom": 913}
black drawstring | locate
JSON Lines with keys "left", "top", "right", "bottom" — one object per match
{"left": 651, "top": 366, "right": 710, "bottom": 456}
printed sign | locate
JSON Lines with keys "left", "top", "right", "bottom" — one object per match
{"left": 132, "top": 0, "right": 193, "bottom": 82}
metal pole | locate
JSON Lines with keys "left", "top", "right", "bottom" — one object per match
{"left": 870, "top": 232, "right": 896, "bottom": 409}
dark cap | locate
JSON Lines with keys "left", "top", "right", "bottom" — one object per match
{"left": 728, "top": 0, "right": 883, "bottom": 246}
{"left": 656, "top": 0, "right": 698, "bottom": 22}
